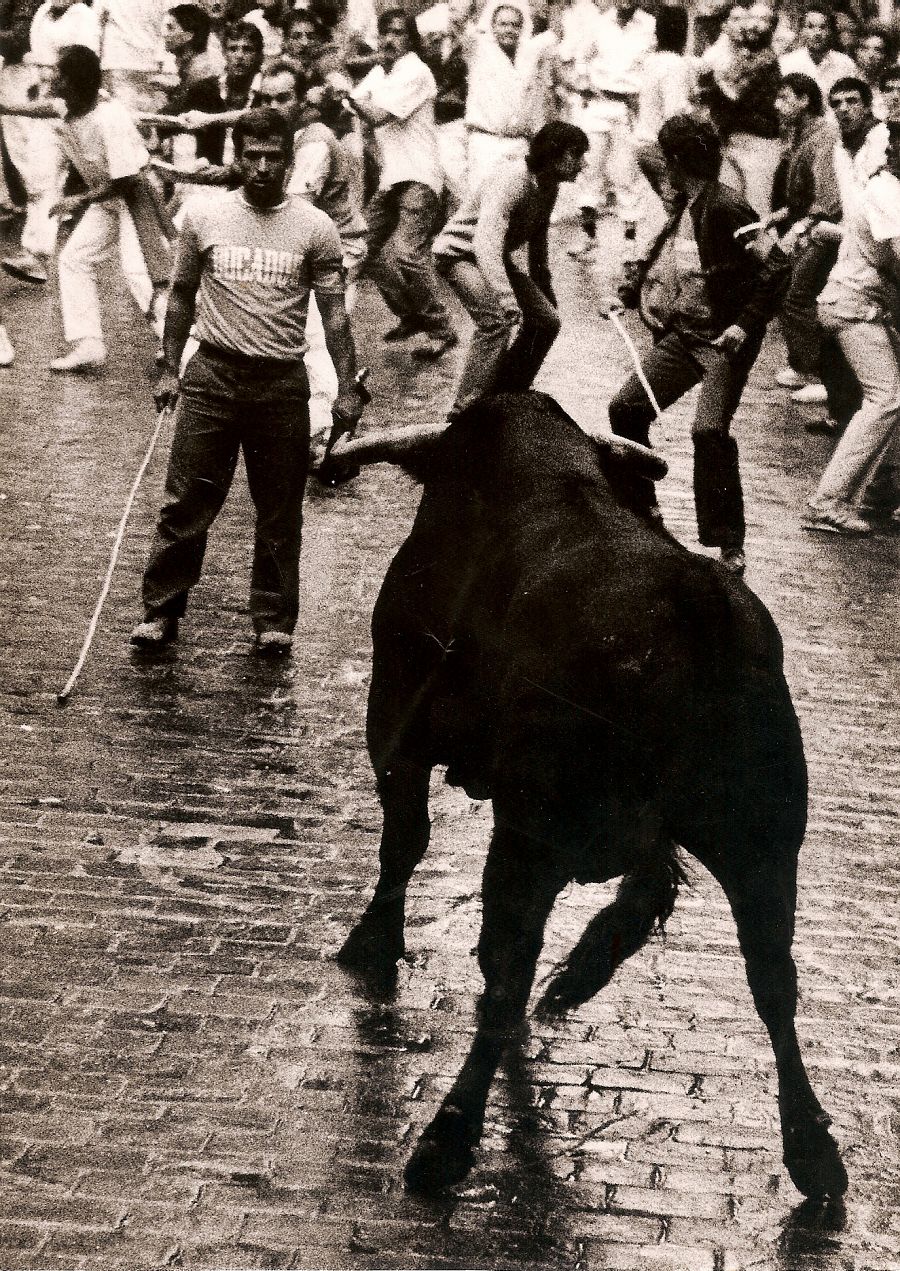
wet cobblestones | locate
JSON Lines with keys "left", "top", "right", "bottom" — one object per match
{"left": 0, "top": 215, "right": 898, "bottom": 1270}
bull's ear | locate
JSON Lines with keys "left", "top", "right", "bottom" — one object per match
{"left": 327, "top": 421, "right": 448, "bottom": 481}
{"left": 582, "top": 426, "right": 669, "bottom": 482}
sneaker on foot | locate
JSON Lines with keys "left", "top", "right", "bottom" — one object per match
{"left": 255, "top": 630, "right": 292, "bottom": 656}
{"left": 411, "top": 329, "right": 458, "bottom": 361}
{"left": 130, "top": 615, "right": 179, "bottom": 648}
{"left": 0, "top": 324, "right": 15, "bottom": 367}
{"left": 802, "top": 502, "right": 872, "bottom": 535}
{"left": 775, "top": 366, "right": 805, "bottom": 389}
{"left": 791, "top": 382, "right": 828, "bottom": 405}
{"left": 720, "top": 547, "right": 746, "bottom": 575}
{"left": 2, "top": 250, "right": 47, "bottom": 284}
{"left": 50, "top": 338, "right": 107, "bottom": 373}
{"left": 804, "top": 414, "right": 839, "bottom": 435}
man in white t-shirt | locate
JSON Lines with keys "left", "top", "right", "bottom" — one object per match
{"left": 46, "top": 44, "right": 165, "bottom": 371}
{"left": 346, "top": 8, "right": 455, "bottom": 359}
{"left": 132, "top": 107, "right": 365, "bottom": 654}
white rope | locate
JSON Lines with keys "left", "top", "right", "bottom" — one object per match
{"left": 607, "top": 309, "right": 672, "bottom": 442}
{"left": 57, "top": 404, "right": 172, "bottom": 705}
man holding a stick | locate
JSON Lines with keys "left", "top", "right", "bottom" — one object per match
{"left": 131, "top": 106, "right": 365, "bottom": 656}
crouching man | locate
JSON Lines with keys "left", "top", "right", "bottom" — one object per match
{"left": 606, "top": 113, "right": 788, "bottom": 575}
{"left": 433, "top": 120, "right": 589, "bottom": 419}
{"left": 131, "top": 107, "right": 365, "bottom": 656}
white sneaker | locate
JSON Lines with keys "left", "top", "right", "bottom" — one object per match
{"left": 50, "top": 338, "right": 107, "bottom": 373}
{"left": 0, "top": 324, "right": 15, "bottom": 367}
{"left": 775, "top": 367, "right": 805, "bottom": 389}
{"left": 791, "top": 382, "right": 828, "bottom": 405}
{"left": 567, "top": 229, "right": 596, "bottom": 260}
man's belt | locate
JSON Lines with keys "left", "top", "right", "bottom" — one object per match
{"left": 198, "top": 341, "right": 303, "bottom": 370}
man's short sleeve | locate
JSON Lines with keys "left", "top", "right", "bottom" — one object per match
{"left": 170, "top": 203, "right": 203, "bottom": 290}
{"left": 100, "top": 102, "right": 149, "bottom": 180}
{"left": 365, "top": 57, "right": 435, "bottom": 120}
{"left": 309, "top": 213, "right": 346, "bottom": 295}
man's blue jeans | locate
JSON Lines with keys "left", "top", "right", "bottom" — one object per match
{"left": 142, "top": 345, "right": 311, "bottom": 634}
{"left": 366, "top": 181, "right": 453, "bottom": 337}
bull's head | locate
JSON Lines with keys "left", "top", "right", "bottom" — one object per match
{"left": 328, "top": 395, "right": 668, "bottom": 492}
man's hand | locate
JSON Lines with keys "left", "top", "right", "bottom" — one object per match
{"left": 50, "top": 192, "right": 89, "bottom": 218}
{"left": 713, "top": 324, "right": 747, "bottom": 357}
{"left": 332, "top": 384, "right": 366, "bottom": 432}
{"left": 153, "top": 369, "right": 180, "bottom": 413}
{"left": 178, "top": 110, "right": 214, "bottom": 130}
{"left": 599, "top": 295, "right": 626, "bottom": 319}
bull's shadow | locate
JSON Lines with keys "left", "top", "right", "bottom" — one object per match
{"left": 334, "top": 391, "right": 849, "bottom": 1209}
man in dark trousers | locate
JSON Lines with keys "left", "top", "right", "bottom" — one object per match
{"left": 131, "top": 107, "right": 365, "bottom": 656}
{"left": 606, "top": 112, "right": 788, "bottom": 576}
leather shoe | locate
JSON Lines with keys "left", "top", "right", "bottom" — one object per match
{"left": 130, "top": 615, "right": 178, "bottom": 648}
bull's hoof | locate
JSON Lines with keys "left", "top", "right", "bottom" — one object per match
{"left": 336, "top": 911, "right": 405, "bottom": 979}
{"left": 404, "top": 1106, "right": 476, "bottom": 1194}
{"left": 783, "top": 1118, "right": 848, "bottom": 1200}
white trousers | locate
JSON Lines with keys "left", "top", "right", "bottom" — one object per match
{"left": 58, "top": 200, "right": 154, "bottom": 344}
{"left": 1, "top": 63, "right": 61, "bottom": 258}
{"left": 569, "top": 95, "right": 645, "bottom": 226}
{"left": 437, "top": 119, "right": 468, "bottom": 209}
{"left": 813, "top": 317, "right": 900, "bottom": 509}
{"left": 466, "top": 132, "right": 528, "bottom": 194}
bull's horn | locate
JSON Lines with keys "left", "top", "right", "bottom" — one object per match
{"left": 580, "top": 424, "right": 669, "bottom": 480}
{"left": 329, "top": 420, "right": 449, "bottom": 467}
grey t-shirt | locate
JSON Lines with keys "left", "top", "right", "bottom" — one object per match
{"left": 174, "top": 189, "right": 345, "bottom": 361}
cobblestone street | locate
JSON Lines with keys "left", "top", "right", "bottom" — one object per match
{"left": 0, "top": 214, "right": 898, "bottom": 1271}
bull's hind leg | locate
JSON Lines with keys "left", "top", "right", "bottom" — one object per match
{"left": 711, "top": 848, "right": 847, "bottom": 1200}
{"left": 404, "top": 824, "right": 567, "bottom": 1193}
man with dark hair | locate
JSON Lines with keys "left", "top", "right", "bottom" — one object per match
{"left": 771, "top": 70, "right": 841, "bottom": 402}
{"left": 342, "top": 7, "right": 456, "bottom": 359}
{"left": 132, "top": 107, "right": 365, "bottom": 655}
{"left": 433, "top": 120, "right": 588, "bottom": 417}
{"left": 605, "top": 113, "right": 789, "bottom": 575}
{"left": 48, "top": 43, "right": 168, "bottom": 372}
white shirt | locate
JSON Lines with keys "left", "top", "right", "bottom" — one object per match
{"left": 95, "top": 0, "right": 166, "bottom": 72}
{"left": 243, "top": 9, "right": 284, "bottom": 58}
{"left": 778, "top": 46, "right": 858, "bottom": 100}
{"left": 464, "top": 22, "right": 558, "bottom": 137}
{"left": 587, "top": 7, "right": 655, "bottom": 96}
{"left": 635, "top": 50, "right": 692, "bottom": 144}
{"left": 353, "top": 53, "right": 443, "bottom": 194}
{"left": 28, "top": 2, "right": 100, "bottom": 67}
{"left": 55, "top": 98, "right": 148, "bottom": 188}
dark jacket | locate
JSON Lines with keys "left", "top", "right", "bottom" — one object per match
{"left": 620, "top": 181, "right": 790, "bottom": 336}
{"left": 0, "top": 0, "right": 43, "bottom": 65}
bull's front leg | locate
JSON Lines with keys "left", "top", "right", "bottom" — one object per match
{"left": 404, "top": 824, "right": 566, "bottom": 1193}
{"left": 337, "top": 758, "right": 432, "bottom": 981}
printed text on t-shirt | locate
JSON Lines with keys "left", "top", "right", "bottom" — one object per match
{"left": 210, "top": 245, "right": 304, "bottom": 288}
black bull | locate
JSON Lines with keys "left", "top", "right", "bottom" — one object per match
{"left": 336, "top": 391, "right": 847, "bottom": 1201}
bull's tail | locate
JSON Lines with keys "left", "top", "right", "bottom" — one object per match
{"left": 535, "top": 847, "right": 686, "bottom": 1020}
